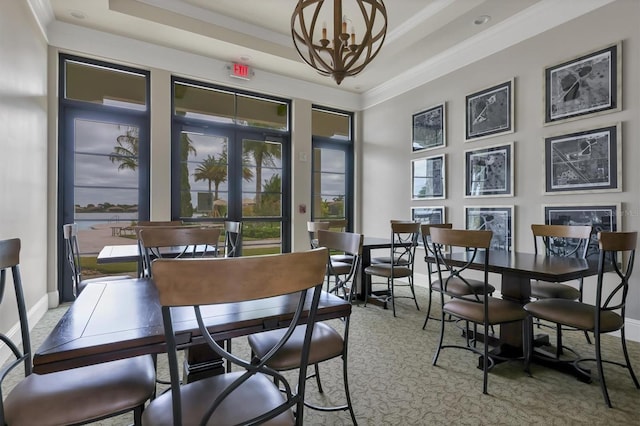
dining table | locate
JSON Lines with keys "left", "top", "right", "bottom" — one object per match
{"left": 33, "top": 278, "right": 352, "bottom": 380}
{"left": 426, "top": 249, "right": 601, "bottom": 381}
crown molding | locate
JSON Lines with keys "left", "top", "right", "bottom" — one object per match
{"left": 27, "top": 0, "right": 54, "bottom": 41}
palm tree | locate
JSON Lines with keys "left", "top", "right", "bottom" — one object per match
{"left": 243, "top": 140, "right": 281, "bottom": 206}
{"left": 180, "top": 133, "right": 197, "bottom": 217}
{"left": 109, "top": 127, "right": 139, "bottom": 170}
{"left": 194, "top": 151, "right": 228, "bottom": 204}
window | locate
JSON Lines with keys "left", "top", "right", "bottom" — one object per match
{"left": 311, "top": 107, "right": 354, "bottom": 230}
{"left": 172, "top": 77, "right": 291, "bottom": 255}
{"left": 58, "top": 54, "right": 150, "bottom": 301}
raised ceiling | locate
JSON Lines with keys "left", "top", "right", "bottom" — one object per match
{"left": 44, "top": 0, "right": 612, "bottom": 97}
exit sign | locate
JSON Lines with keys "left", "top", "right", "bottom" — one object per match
{"left": 229, "top": 62, "right": 252, "bottom": 80}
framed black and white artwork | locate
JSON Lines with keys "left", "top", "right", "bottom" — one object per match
{"left": 544, "top": 42, "right": 621, "bottom": 125}
{"left": 411, "top": 154, "right": 446, "bottom": 200}
{"left": 465, "top": 79, "right": 514, "bottom": 141}
{"left": 464, "top": 206, "right": 513, "bottom": 252}
{"left": 412, "top": 103, "right": 445, "bottom": 152}
{"left": 411, "top": 206, "right": 445, "bottom": 225}
{"left": 544, "top": 123, "right": 620, "bottom": 194}
{"left": 464, "top": 142, "right": 513, "bottom": 197}
{"left": 543, "top": 203, "right": 620, "bottom": 259}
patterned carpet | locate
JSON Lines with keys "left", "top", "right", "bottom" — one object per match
{"left": 11, "top": 285, "right": 640, "bottom": 425}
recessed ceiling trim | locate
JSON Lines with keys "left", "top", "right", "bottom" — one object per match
{"left": 27, "top": 0, "right": 55, "bottom": 41}
{"left": 362, "top": 0, "right": 616, "bottom": 109}
{"left": 134, "top": 0, "right": 292, "bottom": 46}
{"left": 384, "top": 0, "right": 457, "bottom": 46}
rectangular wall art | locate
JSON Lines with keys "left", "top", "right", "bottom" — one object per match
{"left": 544, "top": 42, "right": 621, "bottom": 125}
{"left": 464, "top": 142, "right": 513, "bottom": 197}
{"left": 412, "top": 154, "right": 446, "bottom": 200}
{"left": 464, "top": 206, "right": 513, "bottom": 252}
{"left": 412, "top": 103, "right": 445, "bottom": 152}
{"left": 544, "top": 123, "right": 620, "bottom": 194}
{"left": 465, "top": 80, "right": 514, "bottom": 141}
{"left": 543, "top": 203, "right": 620, "bottom": 259}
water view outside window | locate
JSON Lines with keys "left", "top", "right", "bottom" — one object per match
{"left": 59, "top": 55, "right": 149, "bottom": 301}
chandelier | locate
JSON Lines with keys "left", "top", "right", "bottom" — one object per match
{"left": 291, "top": 0, "right": 387, "bottom": 85}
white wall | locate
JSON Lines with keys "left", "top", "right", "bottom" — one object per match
{"left": 0, "top": 1, "right": 50, "bottom": 346}
{"left": 361, "top": 0, "right": 640, "bottom": 324}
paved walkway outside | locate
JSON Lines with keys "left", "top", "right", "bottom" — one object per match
{"left": 78, "top": 224, "right": 135, "bottom": 255}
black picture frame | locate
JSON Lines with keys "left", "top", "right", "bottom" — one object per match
{"left": 544, "top": 203, "right": 619, "bottom": 259}
{"left": 464, "top": 206, "right": 513, "bottom": 252}
{"left": 464, "top": 142, "right": 513, "bottom": 197}
{"left": 411, "top": 154, "right": 445, "bottom": 200}
{"left": 411, "top": 206, "right": 445, "bottom": 224}
{"left": 412, "top": 103, "right": 445, "bottom": 152}
{"left": 544, "top": 42, "right": 621, "bottom": 125}
{"left": 465, "top": 79, "right": 514, "bottom": 141}
{"left": 544, "top": 123, "right": 620, "bottom": 194}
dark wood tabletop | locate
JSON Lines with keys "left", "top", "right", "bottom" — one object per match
{"left": 426, "top": 249, "right": 600, "bottom": 350}
{"left": 33, "top": 278, "right": 351, "bottom": 374}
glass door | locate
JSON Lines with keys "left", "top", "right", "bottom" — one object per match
{"left": 59, "top": 107, "right": 149, "bottom": 301}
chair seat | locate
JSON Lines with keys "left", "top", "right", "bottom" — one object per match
{"left": 371, "top": 256, "right": 409, "bottom": 265}
{"left": 530, "top": 280, "right": 581, "bottom": 300}
{"left": 432, "top": 277, "right": 495, "bottom": 296}
{"left": 444, "top": 297, "right": 527, "bottom": 326}
{"left": 364, "top": 263, "right": 412, "bottom": 278}
{"left": 142, "top": 371, "right": 294, "bottom": 425}
{"left": 78, "top": 275, "right": 133, "bottom": 294}
{"left": 248, "top": 323, "right": 343, "bottom": 371}
{"left": 524, "top": 299, "right": 623, "bottom": 333}
{"left": 330, "top": 261, "right": 353, "bottom": 276}
{"left": 331, "top": 254, "right": 354, "bottom": 264}
{"left": 4, "top": 355, "right": 156, "bottom": 426}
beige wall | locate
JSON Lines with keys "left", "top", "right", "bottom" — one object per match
{"left": 0, "top": 1, "right": 50, "bottom": 348}
{"left": 361, "top": 0, "right": 640, "bottom": 322}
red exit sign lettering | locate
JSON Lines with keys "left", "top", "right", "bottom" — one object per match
{"left": 230, "top": 63, "right": 252, "bottom": 80}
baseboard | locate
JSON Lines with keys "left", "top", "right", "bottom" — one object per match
{"left": 412, "top": 272, "right": 640, "bottom": 343}
{"left": 0, "top": 294, "right": 49, "bottom": 365}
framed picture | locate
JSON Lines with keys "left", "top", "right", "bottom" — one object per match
{"left": 411, "top": 206, "right": 445, "bottom": 249}
{"left": 411, "top": 206, "right": 445, "bottom": 224}
{"left": 464, "top": 142, "right": 513, "bottom": 197}
{"left": 544, "top": 42, "right": 621, "bottom": 125}
{"left": 543, "top": 203, "right": 620, "bottom": 259}
{"left": 465, "top": 206, "right": 514, "bottom": 252}
{"left": 544, "top": 123, "right": 620, "bottom": 194}
{"left": 412, "top": 103, "right": 445, "bottom": 152}
{"left": 412, "top": 154, "right": 446, "bottom": 200}
{"left": 465, "top": 79, "right": 514, "bottom": 141}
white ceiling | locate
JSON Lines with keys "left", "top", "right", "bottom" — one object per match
{"left": 41, "top": 0, "right": 613, "bottom": 97}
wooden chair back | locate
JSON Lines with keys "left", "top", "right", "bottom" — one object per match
{"left": 138, "top": 226, "right": 222, "bottom": 277}
{"left": 149, "top": 248, "right": 328, "bottom": 424}
{"left": 318, "top": 230, "right": 363, "bottom": 301}
{"left": 429, "top": 228, "right": 493, "bottom": 300}
{"left": 531, "top": 224, "right": 592, "bottom": 258}
{"left": 307, "top": 221, "right": 330, "bottom": 248}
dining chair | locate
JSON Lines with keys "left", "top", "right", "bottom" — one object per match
{"left": 364, "top": 221, "right": 420, "bottom": 316}
{"left": 524, "top": 231, "right": 640, "bottom": 408}
{"left": 141, "top": 248, "right": 329, "bottom": 425}
{"left": 133, "top": 220, "right": 184, "bottom": 277}
{"left": 137, "top": 225, "right": 221, "bottom": 278}
{"left": 248, "top": 230, "right": 362, "bottom": 424}
{"left": 222, "top": 220, "right": 242, "bottom": 257}
{"left": 307, "top": 221, "right": 330, "bottom": 249}
{"left": 420, "top": 223, "right": 496, "bottom": 330}
{"left": 63, "top": 223, "right": 132, "bottom": 298}
{"left": 531, "top": 224, "right": 593, "bottom": 350}
{"left": 326, "top": 219, "right": 354, "bottom": 264}
{"left": 0, "top": 238, "right": 156, "bottom": 426}
{"left": 430, "top": 228, "right": 528, "bottom": 394}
